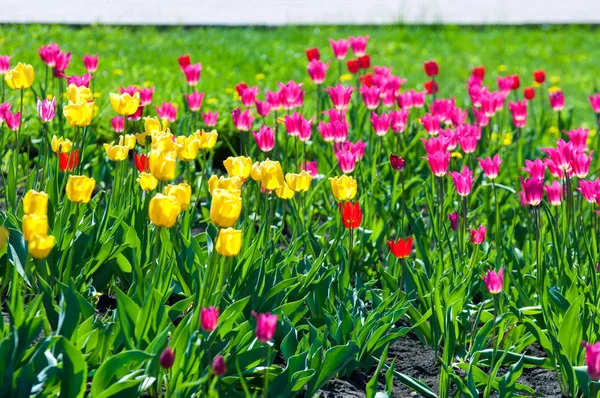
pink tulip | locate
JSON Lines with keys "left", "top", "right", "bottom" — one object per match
{"left": 411, "top": 90, "right": 426, "bottom": 108}
{"left": 202, "top": 110, "right": 218, "bottom": 127}
{"left": 128, "top": 106, "right": 143, "bottom": 122}
{"left": 549, "top": 90, "right": 565, "bottom": 111}
{"left": 450, "top": 107, "right": 468, "bottom": 127}
{"left": 297, "top": 117, "right": 314, "bottom": 142}
{"left": 522, "top": 159, "right": 546, "bottom": 181}
{"left": 520, "top": 177, "right": 544, "bottom": 206}
{"left": 178, "top": 54, "right": 191, "bottom": 72}
{"left": 509, "top": 100, "right": 528, "bottom": 128}
{"left": 67, "top": 74, "right": 92, "bottom": 88}
{"left": 424, "top": 150, "right": 450, "bottom": 177}
{"left": 349, "top": 35, "right": 369, "bottom": 57}
{"left": 185, "top": 91, "right": 204, "bottom": 112}
{"left": 468, "top": 84, "right": 486, "bottom": 107}
{"left": 284, "top": 113, "right": 304, "bottom": 137}
{"left": 589, "top": 94, "right": 600, "bottom": 113}
{"left": 111, "top": 116, "right": 125, "bottom": 133}
{"left": 497, "top": 76, "right": 513, "bottom": 94}
{"left": 582, "top": 341, "right": 600, "bottom": 380}
{"left": 278, "top": 81, "right": 305, "bottom": 110}
{"left": 389, "top": 109, "right": 409, "bottom": 134}
{"left": 339, "top": 140, "right": 367, "bottom": 160}
{"left": 360, "top": 85, "right": 380, "bottom": 110}
{"left": 570, "top": 151, "right": 593, "bottom": 178}
{"left": 473, "top": 107, "right": 490, "bottom": 127}
{"left": 82, "top": 54, "right": 98, "bottom": 73}
{"left": 184, "top": 63, "right": 202, "bottom": 86}
{"left": 4, "top": 109, "right": 20, "bottom": 131}
{"left": 138, "top": 88, "right": 154, "bottom": 106}
{"left": 326, "top": 84, "right": 353, "bottom": 111}
{"left": 480, "top": 92, "right": 498, "bottom": 118}
{"left": 448, "top": 212, "right": 459, "bottom": 232}
{"left": 370, "top": 112, "right": 390, "bottom": 137}
{"left": 329, "top": 38, "right": 350, "bottom": 60}
{"left": 422, "top": 136, "right": 450, "bottom": 154}
{"left": 120, "top": 85, "right": 138, "bottom": 96}
{"left": 212, "top": 355, "right": 227, "bottom": 376}
{"left": 457, "top": 124, "right": 481, "bottom": 154}
{"left": 155, "top": 102, "right": 177, "bottom": 123}
{"left": 318, "top": 121, "right": 335, "bottom": 142}
{"left": 450, "top": 166, "right": 474, "bottom": 196}
{"left": 545, "top": 180, "right": 563, "bottom": 206}
{"left": 431, "top": 99, "right": 455, "bottom": 123}
{"left": 420, "top": 113, "right": 441, "bottom": 136}
{"left": 307, "top": 60, "right": 329, "bottom": 85}
{"left": 336, "top": 150, "right": 357, "bottom": 173}
{"left": 252, "top": 311, "right": 277, "bottom": 343}
{"left": 332, "top": 120, "right": 349, "bottom": 143}
{"left": 231, "top": 107, "right": 255, "bottom": 132}
{"left": 380, "top": 89, "right": 396, "bottom": 108}
{"left": 0, "top": 55, "right": 11, "bottom": 75}
{"left": 53, "top": 51, "right": 71, "bottom": 78}
{"left": 255, "top": 100, "right": 271, "bottom": 118}
{"left": 240, "top": 86, "right": 260, "bottom": 107}
{"left": 0, "top": 102, "right": 10, "bottom": 124}
{"left": 471, "top": 225, "right": 487, "bottom": 245}
{"left": 566, "top": 127, "right": 588, "bottom": 152}
{"left": 478, "top": 154, "right": 502, "bottom": 180}
{"left": 578, "top": 179, "right": 598, "bottom": 203}
{"left": 440, "top": 129, "right": 458, "bottom": 151}
{"left": 253, "top": 125, "right": 275, "bottom": 152}
{"left": 397, "top": 92, "right": 413, "bottom": 109}
{"left": 37, "top": 97, "right": 56, "bottom": 123}
{"left": 483, "top": 268, "right": 503, "bottom": 293}
{"left": 301, "top": 161, "right": 318, "bottom": 177}
{"left": 542, "top": 139, "right": 574, "bottom": 172}
{"left": 38, "top": 43, "right": 60, "bottom": 67}
{"left": 323, "top": 108, "right": 347, "bottom": 123}
{"left": 544, "top": 159, "right": 563, "bottom": 179}
{"left": 201, "top": 306, "right": 219, "bottom": 332}
{"left": 265, "top": 90, "right": 281, "bottom": 109}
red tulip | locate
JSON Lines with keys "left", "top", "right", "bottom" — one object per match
{"left": 533, "top": 69, "right": 546, "bottom": 84}
{"left": 360, "top": 73, "right": 373, "bottom": 87}
{"left": 340, "top": 201, "right": 362, "bottom": 229}
{"left": 387, "top": 237, "right": 412, "bottom": 258}
{"left": 472, "top": 66, "right": 485, "bottom": 79}
{"left": 306, "top": 47, "right": 320, "bottom": 61}
{"left": 178, "top": 54, "right": 191, "bottom": 72}
{"left": 423, "top": 60, "right": 439, "bottom": 77}
{"left": 58, "top": 150, "right": 80, "bottom": 172}
{"left": 511, "top": 74, "right": 520, "bottom": 90}
{"left": 235, "top": 82, "right": 248, "bottom": 97}
{"left": 424, "top": 80, "right": 439, "bottom": 95}
{"left": 389, "top": 153, "right": 406, "bottom": 171}
{"left": 358, "top": 55, "right": 370, "bottom": 69}
{"left": 524, "top": 87, "right": 535, "bottom": 100}
{"left": 134, "top": 153, "right": 149, "bottom": 172}
{"left": 347, "top": 59, "right": 359, "bottom": 74}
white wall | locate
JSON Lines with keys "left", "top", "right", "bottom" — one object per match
{"left": 2, "top": 0, "right": 600, "bottom": 25}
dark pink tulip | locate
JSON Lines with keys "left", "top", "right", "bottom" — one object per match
{"left": 389, "top": 109, "right": 409, "bottom": 134}
{"left": 252, "top": 311, "right": 278, "bottom": 343}
{"left": 430, "top": 98, "right": 455, "bottom": 123}
{"left": 38, "top": 43, "right": 60, "bottom": 67}
{"left": 336, "top": 150, "right": 358, "bottom": 173}
{"left": 329, "top": 38, "right": 350, "bottom": 60}
{"left": 545, "top": 180, "right": 563, "bottom": 206}
{"left": 566, "top": 127, "right": 588, "bottom": 152}
{"left": 160, "top": 347, "right": 175, "bottom": 369}
{"left": 139, "top": 88, "right": 154, "bottom": 106}
{"left": 480, "top": 92, "right": 498, "bottom": 118}
{"left": 543, "top": 159, "right": 563, "bottom": 179}
{"left": 307, "top": 60, "right": 329, "bottom": 85}
{"left": 185, "top": 91, "right": 204, "bottom": 112}
{"left": 332, "top": 120, "right": 349, "bottom": 143}
{"left": 297, "top": 117, "right": 314, "bottom": 142}
{"left": 397, "top": 92, "right": 413, "bottom": 110}
{"left": 300, "top": 161, "right": 318, "bottom": 177}
{"left": 265, "top": 90, "right": 281, "bottom": 109}
{"left": 420, "top": 113, "right": 442, "bottom": 136}
{"left": 520, "top": 177, "right": 544, "bottom": 206}
{"left": 240, "top": 86, "right": 260, "bottom": 107}
{"left": 231, "top": 107, "right": 254, "bottom": 132}
{"left": 284, "top": 112, "right": 304, "bottom": 137}
{"left": 578, "top": 179, "right": 598, "bottom": 203}
{"left": 360, "top": 85, "right": 380, "bottom": 110}
{"left": 424, "top": 150, "right": 450, "bottom": 177}
{"left": 370, "top": 112, "right": 390, "bottom": 137}
{"left": 53, "top": 51, "right": 71, "bottom": 78}
{"left": 67, "top": 74, "right": 92, "bottom": 88}
{"left": 570, "top": 151, "right": 593, "bottom": 178}
{"left": 582, "top": 341, "right": 600, "bottom": 380}
{"left": 120, "top": 85, "right": 138, "bottom": 96}
{"left": 212, "top": 355, "right": 227, "bottom": 376}
{"left": 0, "top": 102, "right": 10, "bottom": 124}
{"left": 381, "top": 90, "right": 397, "bottom": 108}
{"left": 323, "top": 108, "right": 347, "bottom": 123}
{"left": 440, "top": 129, "right": 458, "bottom": 151}
{"left": 483, "top": 268, "right": 503, "bottom": 293}
{"left": 522, "top": 159, "right": 545, "bottom": 181}
{"left": 422, "top": 136, "right": 450, "bottom": 154}
{"left": 278, "top": 81, "right": 305, "bottom": 110}
{"left": 184, "top": 63, "right": 202, "bottom": 86}
{"left": 450, "top": 166, "right": 474, "bottom": 196}
{"left": 111, "top": 116, "right": 125, "bottom": 133}
{"left": 470, "top": 225, "right": 487, "bottom": 245}
{"left": 339, "top": 140, "right": 366, "bottom": 160}
{"left": 326, "top": 84, "right": 353, "bottom": 111}
{"left": 201, "top": 306, "right": 219, "bottom": 332}
{"left": 508, "top": 100, "right": 528, "bottom": 128}
{"left": 478, "top": 154, "right": 502, "bottom": 180}
{"left": 4, "top": 109, "right": 20, "bottom": 131}
{"left": 255, "top": 100, "right": 271, "bottom": 118}
{"left": 349, "top": 35, "right": 369, "bottom": 57}
{"left": 473, "top": 107, "right": 490, "bottom": 127}
{"left": 37, "top": 97, "right": 56, "bottom": 123}
{"left": 448, "top": 212, "right": 459, "bottom": 232}
{"left": 253, "top": 125, "right": 275, "bottom": 152}
{"left": 542, "top": 139, "right": 574, "bottom": 172}
{"left": 389, "top": 153, "right": 405, "bottom": 171}
{"left": 128, "top": 106, "right": 143, "bottom": 122}
{"left": 202, "top": 110, "right": 218, "bottom": 127}
{"left": 156, "top": 102, "right": 178, "bottom": 123}
{"left": 450, "top": 107, "right": 468, "bottom": 127}
{"left": 549, "top": 90, "right": 565, "bottom": 111}
{"left": 589, "top": 94, "right": 600, "bottom": 114}
{"left": 497, "top": 76, "right": 513, "bottom": 94}
{"left": 82, "top": 54, "right": 98, "bottom": 73}
{"left": 411, "top": 90, "right": 426, "bottom": 108}
{"left": 0, "top": 55, "right": 11, "bottom": 75}
{"left": 456, "top": 124, "right": 481, "bottom": 154}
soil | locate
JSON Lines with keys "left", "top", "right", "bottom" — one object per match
{"left": 319, "top": 332, "right": 564, "bottom": 398}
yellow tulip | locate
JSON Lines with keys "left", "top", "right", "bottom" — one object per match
{"left": 285, "top": 171, "right": 312, "bottom": 192}
{"left": 210, "top": 188, "right": 242, "bottom": 228}
{"left": 149, "top": 193, "right": 181, "bottom": 228}
{"left": 176, "top": 135, "right": 201, "bottom": 161}
{"left": 152, "top": 131, "right": 179, "bottom": 152}
{"left": 63, "top": 101, "right": 94, "bottom": 127}
{"left": 66, "top": 175, "right": 95, "bottom": 203}
{"left": 215, "top": 228, "right": 242, "bottom": 257}
{"left": 149, "top": 149, "right": 177, "bottom": 181}
{"left": 110, "top": 92, "right": 140, "bottom": 116}
{"left": 22, "top": 214, "right": 48, "bottom": 241}
{"left": 258, "top": 160, "right": 284, "bottom": 191}
{"left": 137, "top": 173, "right": 158, "bottom": 191}
{"left": 136, "top": 131, "right": 149, "bottom": 146}
{"left": 329, "top": 175, "right": 357, "bottom": 201}
{"left": 194, "top": 129, "right": 218, "bottom": 150}
{"left": 0, "top": 227, "right": 8, "bottom": 251}
{"left": 144, "top": 116, "right": 169, "bottom": 135}
{"left": 51, "top": 135, "right": 73, "bottom": 153}
{"left": 28, "top": 234, "right": 55, "bottom": 259}
{"left": 275, "top": 182, "right": 295, "bottom": 200}
{"left": 250, "top": 161, "right": 262, "bottom": 181}
{"left": 208, "top": 175, "right": 243, "bottom": 196}
{"left": 103, "top": 142, "right": 130, "bottom": 161}
{"left": 66, "top": 83, "right": 92, "bottom": 103}
{"left": 119, "top": 134, "right": 137, "bottom": 149}
{"left": 164, "top": 183, "right": 192, "bottom": 211}
{"left": 224, "top": 156, "right": 252, "bottom": 179}
{"left": 4, "top": 62, "right": 34, "bottom": 89}
{"left": 23, "top": 190, "right": 48, "bottom": 215}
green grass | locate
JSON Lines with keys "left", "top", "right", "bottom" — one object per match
{"left": 1, "top": 24, "right": 599, "bottom": 128}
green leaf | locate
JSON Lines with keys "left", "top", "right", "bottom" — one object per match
{"left": 91, "top": 350, "right": 152, "bottom": 397}
{"left": 307, "top": 341, "right": 358, "bottom": 395}
{"left": 60, "top": 337, "right": 88, "bottom": 398}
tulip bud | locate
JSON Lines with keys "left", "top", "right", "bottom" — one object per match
{"left": 212, "top": 355, "right": 227, "bottom": 376}
{"left": 160, "top": 347, "right": 175, "bottom": 369}
{"left": 201, "top": 307, "right": 219, "bottom": 332}
{"left": 389, "top": 153, "right": 406, "bottom": 172}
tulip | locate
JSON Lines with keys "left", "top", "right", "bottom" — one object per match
{"left": 149, "top": 193, "right": 181, "bottom": 228}
{"left": 545, "top": 180, "right": 563, "bottom": 206}
{"left": 522, "top": 159, "right": 546, "bottom": 181}
{"left": 508, "top": 100, "right": 527, "bottom": 128}
{"left": 231, "top": 107, "right": 254, "bottom": 131}
{"left": 424, "top": 80, "right": 438, "bottom": 95}
{"left": 478, "top": 154, "right": 502, "bottom": 180}
{"left": 224, "top": 156, "right": 252, "bottom": 180}
{"left": 37, "top": 97, "right": 56, "bottom": 123}
{"left": 285, "top": 171, "right": 312, "bottom": 192}
{"left": 423, "top": 60, "right": 439, "bottom": 77}
{"left": 297, "top": 117, "right": 313, "bottom": 142}
{"left": 184, "top": 63, "right": 202, "bottom": 86}
{"left": 358, "top": 55, "right": 371, "bottom": 69}
{"left": 450, "top": 166, "right": 474, "bottom": 197}
{"left": 542, "top": 139, "right": 574, "bottom": 172}
{"left": 571, "top": 151, "right": 593, "bottom": 178}
{"left": 210, "top": 189, "right": 243, "bottom": 228}
{"left": 275, "top": 182, "right": 295, "bottom": 200}
{"left": 59, "top": 150, "right": 80, "bottom": 172}
{"left": 216, "top": 227, "right": 243, "bottom": 256}
{"left": 110, "top": 92, "right": 140, "bottom": 116}
{"left": 567, "top": 127, "right": 589, "bottom": 152}
{"left": 448, "top": 212, "right": 459, "bottom": 232}
{"left": 66, "top": 175, "right": 95, "bottom": 203}
{"left": 185, "top": 91, "right": 204, "bottom": 112}
{"left": 510, "top": 74, "right": 520, "bottom": 90}
{"left": 424, "top": 150, "right": 450, "bottom": 177}
{"left": 326, "top": 84, "right": 353, "bottom": 111}
{"left": 533, "top": 69, "right": 546, "bottom": 84}
{"left": 144, "top": 116, "right": 169, "bottom": 135}
{"left": 388, "top": 237, "right": 412, "bottom": 258}
{"left": 202, "top": 110, "right": 219, "bottom": 127}
{"left": 336, "top": 150, "right": 357, "bottom": 174}
{"left": 483, "top": 268, "right": 503, "bottom": 294}
{"left": 212, "top": 355, "right": 227, "bottom": 376}
{"left": 4, "top": 62, "right": 34, "bottom": 90}
{"left": 23, "top": 190, "right": 48, "bottom": 216}
{"left": 252, "top": 311, "right": 278, "bottom": 343}
{"left": 524, "top": 87, "right": 535, "bottom": 100}
{"left": 349, "top": 35, "right": 369, "bottom": 57}
{"left": 137, "top": 173, "right": 158, "bottom": 191}
{"left": 578, "top": 180, "right": 598, "bottom": 203}
{"left": 420, "top": 113, "right": 441, "bottom": 136}
{"left": 160, "top": 347, "right": 175, "bottom": 369}
{"left": 256, "top": 160, "right": 285, "bottom": 190}
{"left": 278, "top": 81, "right": 305, "bottom": 110}
{"left": 51, "top": 136, "right": 73, "bottom": 154}
{"left": 134, "top": 152, "right": 150, "bottom": 172}
{"left": 208, "top": 175, "right": 243, "bottom": 196}
{"left": 360, "top": 85, "right": 380, "bottom": 110}
{"left": 252, "top": 125, "right": 275, "bottom": 152}
{"left": 389, "top": 154, "right": 406, "bottom": 172}
{"left": 164, "top": 183, "right": 191, "bottom": 211}
{"left": 178, "top": 54, "right": 191, "bottom": 71}
{"left": 66, "top": 84, "right": 92, "bottom": 104}
{"left": 520, "top": 177, "right": 544, "bottom": 206}
{"left": 201, "top": 307, "right": 219, "bottom": 332}
{"left": 284, "top": 112, "right": 304, "bottom": 137}
{"left": 370, "top": 112, "right": 390, "bottom": 137}
{"left": 549, "top": 90, "right": 564, "bottom": 111}
{"left": 4, "top": 109, "right": 20, "bottom": 131}
{"left": 347, "top": 59, "right": 359, "bottom": 74}
{"left": 329, "top": 38, "right": 349, "bottom": 60}
{"left": 589, "top": 94, "right": 600, "bottom": 114}
{"left": 82, "top": 54, "right": 98, "bottom": 73}
{"left": 265, "top": 90, "right": 281, "bottom": 109}
{"left": 176, "top": 135, "right": 201, "bottom": 161}
{"left": 306, "top": 47, "right": 320, "bottom": 61}
{"left": 329, "top": 175, "right": 357, "bottom": 201}
{"left": 119, "top": 134, "right": 137, "bottom": 150}
{"left": 38, "top": 43, "right": 60, "bottom": 67}
{"left": 103, "top": 142, "right": 129, "bottom": 161}
{"left": 28, "top": 234, "right": 55, "bottom": 259}
{"left": 156, "top": 102, "right": 178, "bottom": 123}
{"left": 22, "top": 214, "right": 48, "bottom": 242}
{"left": 53, "top": 51, "right": 71, "bottom": 78}
{"left": 63, "top": 101, "right": 94, "bottom": 127}
{"left": 107, "top": 116, "right": 123, "bottom": 133}
{"left": 301, "top": 161, "right": 318, "bottom": 177}
{"left": 470, "top": 225, "right": 487, "bottom": 245}
{"left": 389, "top": 109, "right": 409, "bottom": 134}
{"left": 240, "top": 86, "right": 260, "bottom": 107}
{"left": 135, "top": 88, "right": 153, "bottom": 107}
{"left": 255, "top": 100, "right": 271, "bottom": 118}
{"left": 307, "top": 60, "right": 329, "bottom": 85}
{"left": 149, "top": 150, "right": 177, "bottom": 181}
{"left": 341, "top": 201, "right": 362, "bottom": 229}
{"left": 0, "top": 55, "right": 11, "bottom": 75}
{"left": 582, "top": 341, "right": 600, "bottom": 380}
{"left": 472, "top": 66, "right": 485, "bottom": 79}
{"left": 196, "top": 129, "right": 219, "bottom": 150}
